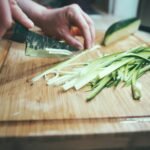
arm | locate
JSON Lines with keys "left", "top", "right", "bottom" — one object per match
{"left": 17, "top": 0, "right": 95, "bottom": 49}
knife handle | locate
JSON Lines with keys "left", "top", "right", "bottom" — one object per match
{"left": 139, "top": 25, "right": 150, "bottom": 33}
{"left": 3, "top": 22, "right": 28, "bottom": 43}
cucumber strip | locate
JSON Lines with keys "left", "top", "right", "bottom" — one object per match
{"left": 31, "top": 45, "right": 150, "bottom": 102}
{"left": 86, "top": 76, "right": 111, "bottom": 101}
{"left": 131, "top": 71, "right": 142, "bottom": 100}
{"left": 45, "top": 48, "right": 73, "bottom": 55}
{"left": 31, "top": 45, "right": 100, "bottom": 83}
{"left": 63, "top": 78, "right": 77, "bottom": 90}
{"left": 99, "top": 58, "right": 133, "bottom": 79}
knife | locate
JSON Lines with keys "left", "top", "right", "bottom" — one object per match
{"left": 139, "top": 25, "right": 150, "bottom": 33}
{"left": 4, "top": 23, "right": 77, "bottom": 58}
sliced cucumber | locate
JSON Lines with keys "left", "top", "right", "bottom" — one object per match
{"left": 102, "top": 18, "right": 141, "bottom": 46}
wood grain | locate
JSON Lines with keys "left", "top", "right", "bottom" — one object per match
{"left": 0, "top": 40, "right": 11, "bottom": 72}
{"left": 0, "top": 15, "right": 150, "bottom": 150}
{"left": 0, "top": 32, "right": 150, "bottom": 121}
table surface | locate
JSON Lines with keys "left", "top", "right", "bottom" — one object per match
{"left": 0, "top": 15, "right": 150, "bottom": 150}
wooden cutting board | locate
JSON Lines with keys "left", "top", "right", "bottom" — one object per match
{"left": 0, "top": 20, "right": 150, "bottom": 121}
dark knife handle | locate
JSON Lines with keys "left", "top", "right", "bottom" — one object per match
{"left": 3, "top": 22, "right": 28, "bottom": 43}
{"left": 139, "top": 25, "right": 150, "bottom": 33}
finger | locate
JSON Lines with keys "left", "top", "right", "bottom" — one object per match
{"left": 67, "top": 5, "right": 92, "bottom": 49}
{"left": 0, "top": 0, "right": 12, "bottom": 37}
{"left": 59, "top": 28, "right": 83, "bottom": 50}
{"left": 81, "top": 11, "right": 95, "bottom": 46}
{"left": 10, "top": 0, "right": 34, "bottom": 29}
{"left": 73, "top": 13, "right": 91, "bottom": 49}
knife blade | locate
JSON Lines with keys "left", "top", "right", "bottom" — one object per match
{"left": 4, "top": 23, "right": 77, "bottom": 58}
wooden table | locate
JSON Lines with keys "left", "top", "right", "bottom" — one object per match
{"left": 0, "top": 15, "right": 150, "bottom": 150}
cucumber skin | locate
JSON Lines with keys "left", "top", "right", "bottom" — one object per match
{"left": 102, "top": 18, "right": 140, "bottom": 46}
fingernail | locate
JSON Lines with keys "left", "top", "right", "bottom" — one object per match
{"left": 86, "top": 44, "right": 90, "bottom": 50}
{"left": 28, "top": 20, "right": 34, "bottom": 28}
{"left": 76, "top": 43, "right": 83, "bottom": 50}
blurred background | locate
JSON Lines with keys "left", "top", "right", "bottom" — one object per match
{"left": 34, "top": 0, "right": 150, "bottom": 28}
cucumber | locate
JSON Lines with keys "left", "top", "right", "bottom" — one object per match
{"left": 102, "top": 18, "right": 141, "bottom": 46}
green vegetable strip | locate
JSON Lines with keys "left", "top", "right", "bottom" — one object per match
{"left": 86, "top": 76, "right": 112, "bottom": 101}
{"left": 139, "top": 65, "right": 150, "bottom": 76}
{"left": 98, "top": 58, "right": 133, "bottom": 78}
{"left": 31, "top": 45, "right": 150, "bottom": 101}
{"left": 131, "top": 71, "right": 141, "bottom": 100}
{"left": 31, "top": 45, "right": 100, "bottom": 82}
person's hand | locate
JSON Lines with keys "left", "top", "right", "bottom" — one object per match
{"left": 0, "top": 0, "right": 34, "bottom": 38}
{"left": 39, "top": 4, "right": 95, "bottom": 49}
{"left": 0, "top": 1, "right": 95, "bottom": 50}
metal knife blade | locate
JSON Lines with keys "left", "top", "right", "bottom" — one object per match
{"left": 4, "top": 23, "right": 77, "bottom": 58}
